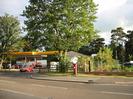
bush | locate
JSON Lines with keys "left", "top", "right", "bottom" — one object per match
{"left": 92, "top": 47, "right": 120, "bottom": 72}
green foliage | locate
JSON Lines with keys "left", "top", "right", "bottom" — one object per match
{"left": 93, "top": 47, "right": 120, "bottom": 71}
{"left": 0, "top": 14, "right": 22, "bottom": 67}
{"left": 111, "top": 27, "right": 126, "bottom": 46}
{"left": 79, "top": 37, "right": 105, "bottom": 55}
{"left": 59, "top": 52, "right": 71, "bottom": 73}
{"left": 124, "top": 66, "right": 133, "bottom": 72}
{"left": 128, "top": 55, "right": 133, "bottom": 61}
{"left": 110, "top": 27, "right": 126, "bottom": 62}
{"left": 110, "top": 28, "right": 133, "bottom": 63}
{"left": 23, "top": 0, "right": 97, "bottom": 51}
{"left": 78, "top": 56, "right": 91, "bottom": 72}
{"left": 0, "top": 14, "right": 21, "bottom": 52}
{"left": 125, "top": 30, "right": 133, "bottom": 61}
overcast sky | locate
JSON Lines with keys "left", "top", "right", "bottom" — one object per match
{"left": 0, "top": 0, "right": 133, "bottom": 44}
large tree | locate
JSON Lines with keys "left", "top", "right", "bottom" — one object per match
{"left": 125, "top": 30, "right": 133, "bottom": 61}
{"left": 0, "top": 14, "right": 22, "bottom": 68}
{"left": 23, "top": 0, "right": 97, "bottom": 51}
{"left": 110, "top": 27, "right": 126, "bottom": 63}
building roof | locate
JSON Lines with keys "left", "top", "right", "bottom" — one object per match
{"left": 67, "top": 51, "right": 86, "bottom": 58}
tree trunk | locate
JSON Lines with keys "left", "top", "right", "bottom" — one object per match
{"left": 0, "top": 59, "right": 4, "bottom": 69}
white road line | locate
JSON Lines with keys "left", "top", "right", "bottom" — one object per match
{"left": 93, "top": 83, "right": 133, "bottom": 86}
{"left": 0, "top": 88, "right": 35, "bottom": 97}
{"left": 101, "top": 91, "right": 133, "bottom": 96}
{"left": 32, "top": 84, "right": 68, "bottom": 90}
{"left": 93, "top": 84, "right": 116, "bottom": 86}
{"left": 0, "top": 80, "right": 16, "bottom": 84}
{"left": 0, "top": 88, "right": 47, "bottom": 99}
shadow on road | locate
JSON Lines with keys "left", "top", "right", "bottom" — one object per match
{"left": 0, "top": 89, "right": 50, "bottom": 99}
{"left": 0, "top": 71, "right": 34, "bottom": 78}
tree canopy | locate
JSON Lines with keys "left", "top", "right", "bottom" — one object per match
{"left": 110, "top": 27, "right": 133, "bottom": 63}
{"left": 125, "top": 30, "right": 133, "bottom": 61}
{"left": 0, "top": 14, "right": 22, "bottom": 52}
{"left": 23, "top": 0, "right": 97, "bottom": 51}
{"left": 0, "top": 14, "right": 22, "bottom": 67}
{"left": 110, "top": 27, "right": 126, "bottom": 62}
{"left": 79, "top": 37, "right": 105, "bottom": 55}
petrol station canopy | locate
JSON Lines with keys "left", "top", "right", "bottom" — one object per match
{"left": 7, "top": 51, "right": 59, "bottom": 56}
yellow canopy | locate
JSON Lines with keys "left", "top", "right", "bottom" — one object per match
{"left": 8, "top": 51, "right": 59, "bottom": 56}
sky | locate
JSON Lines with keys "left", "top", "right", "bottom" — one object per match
{"left": 0, "top": 0, "right": 133, "bottom": 44}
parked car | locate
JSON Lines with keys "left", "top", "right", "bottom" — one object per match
{"left": 123, "top": 61, "right": 133, "bottom": 67}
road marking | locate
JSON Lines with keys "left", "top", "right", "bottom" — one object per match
{"left": 0, "top": 80, "right": 16, "bottom": 84}
{"left": 0, "top": 88, "right": 45, "bottom": 99}
{"left": 93, "top": 84, "right": 116, "bottom": 86}
{"left": 101, "top": 91, "right": 133, "bottom": 96}
{"left": 115, "top": 82, "right": 133, "bottom": 84}
{"left": 32, "top": 84, "right": 68, "bottom": 90}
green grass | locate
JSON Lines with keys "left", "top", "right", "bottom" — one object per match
{"left": 40, "top": 72, "right": 133, "bottom": 79}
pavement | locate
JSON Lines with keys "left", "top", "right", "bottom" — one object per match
{"left": 0, "top": 71, "right": 99, "bottom": 83}
{"left": 32, "top": 75, "right": 100, "bottom": 83}
{"left": 32, "top": 74, "right": 133, "bottom": 84}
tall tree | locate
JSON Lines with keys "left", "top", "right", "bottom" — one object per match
{"left": 0, "top": 14, "right": 22, "bottom": 68}
{"left": 110, "top": 27, "right": 126, "bottom": 63}
{"left": 125, "top": 30, "right": 133, "bottom": 61}
{"left": 23, "top": 0, "right": 97, "bottom": 51}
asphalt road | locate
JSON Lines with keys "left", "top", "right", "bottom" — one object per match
{"left": 0, "top": 72, "right": 133, "bottom": 99}
{"left": 0, "top": 90, "right": 49, "bottom": 99}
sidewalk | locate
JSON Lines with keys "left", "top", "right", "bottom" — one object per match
{"left": 1, "top": 71, "right": 133, "bottom": 84}
{"left": 32, "top": 75, "right": 101, "bottom": 83}
{"left": 32, "top": 74, "right": 133, "bottom": 84}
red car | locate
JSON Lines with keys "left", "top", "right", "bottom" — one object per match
{"left": 20, "top": 66, "right": 33, "bottom": 72}
{"left": 20, "top": 62, "right": 35, "bottom": 72}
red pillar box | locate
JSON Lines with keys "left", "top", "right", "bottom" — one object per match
{"left": 73, "top": 63, "right": 77, "bottom": 76}
{"left": 71, "top": 57, "right": 78, "bottom": 76}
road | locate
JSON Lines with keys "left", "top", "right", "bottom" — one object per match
{"left": 0, "top": 72, "right": 133, "bottom": 99}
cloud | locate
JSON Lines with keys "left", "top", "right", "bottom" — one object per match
{"left": 0, "top": 0, "right": 29, "bottom": 27}
{"left": 94, "top": 0, "right": 131, "bottom": 30}
{"left": 98, "top": 32, "right": 111, "bottom": 44}
{"left": 118, "top": 18, "right": 133, "bottom": 32}
{"left": 94, "top": 0, "right": 127, "bottom": 13}
{"left": 0, "top": 0, "right": 28, "bottom": 16}
{"left": 94, "top": 0, "right": 133, "bottom": 44}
